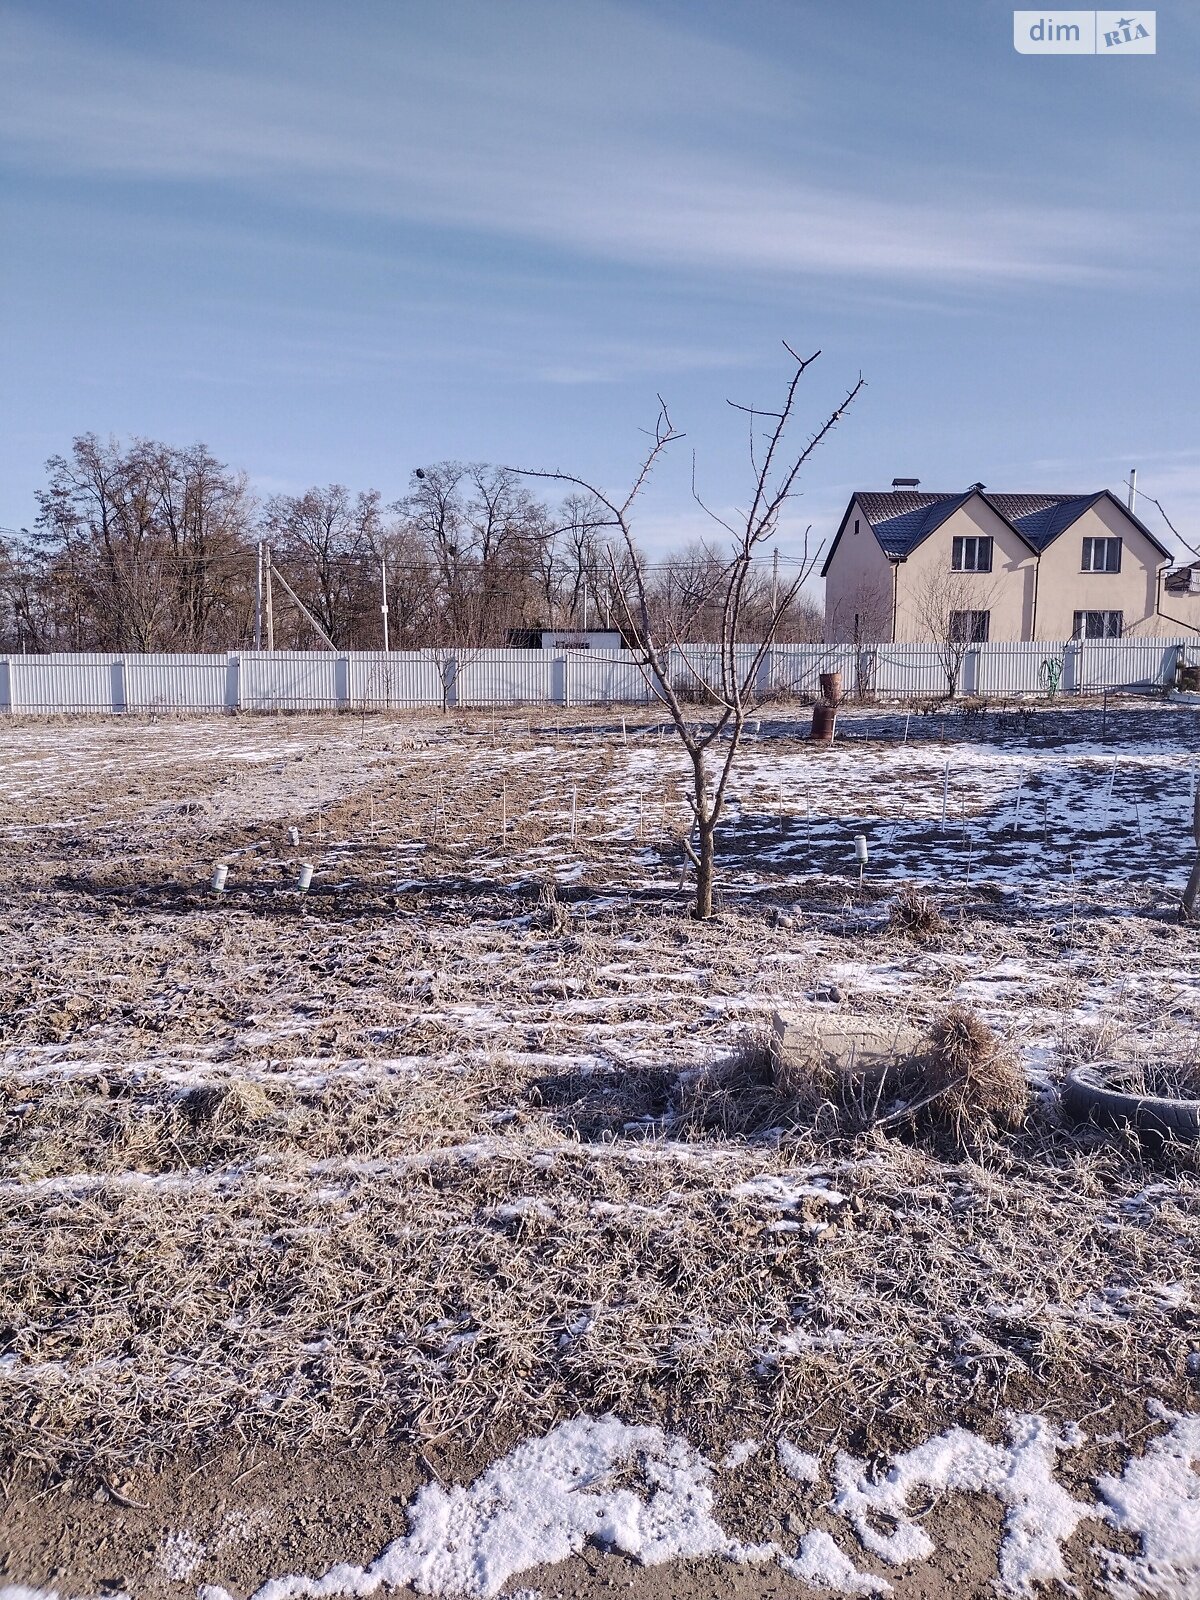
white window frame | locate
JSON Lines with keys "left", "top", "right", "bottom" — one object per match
{"left": 1081, "top": 536, "right": 1122, "bottom": 573}
{"left": 951, "top": 535, "right": 993, "bottom": 573}
{"left": 1072, "top": 609, "right": 1123, "bottom": 639}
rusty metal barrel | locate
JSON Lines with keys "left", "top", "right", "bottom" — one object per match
{"left": 810, "top": 702, "right": 837, "bottom": 744}
{"left": 819, "top": 670, "right": 843, "bottom": 706}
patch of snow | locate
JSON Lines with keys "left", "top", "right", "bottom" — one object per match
{"left": 243, "top": 1416, "right": 774, "bottom": 1600}
{"left": 777, "top": 1441, "right": 822, "bottom": 1484}
{"left": 1096, "top": 1407, "right": 1200, "bottom": 1599}
{"left": 0, "top": 1591, "right": 130, "bottom": 1600}
{"left": 779, "top": 1530, "right": 890, "bottom": 1595}
{"left": 831, "top": 1414, "right": 1094, "bottom": 1596}
{"left": 720, "top": 1440, "right": 761, "bottom": 1470}
{"left": 730, "top": 1175, "right": 847, "bottom": 1208}
{"left": 158, "top": 1532, "right": 207, "bottom": 1581}
{"left": 494, "top": 1198, "right": 557, "bottom": 1224}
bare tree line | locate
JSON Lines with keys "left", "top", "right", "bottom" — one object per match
{"left": 0, "top": 434, "right": 821, "bottom": 653}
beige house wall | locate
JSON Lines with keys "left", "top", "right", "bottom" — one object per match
{"left": 1151, "top": 586, "right": 1200, "bottom": 639}
{"left": 892, "top": 501, "right": 1035, "bottom": 643}
{"left": 823, "top": 497, "right": 895, "bottom": 642}
{"left": 1032, "top": 498, "right": 1164, "bottom": 639}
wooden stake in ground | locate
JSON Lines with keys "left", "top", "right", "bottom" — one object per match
{"left": 1183, "top": 791, "right": 1200, "bottom": 922}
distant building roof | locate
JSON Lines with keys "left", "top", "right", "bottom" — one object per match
{"left": 1165, "top": 560, "right": 1200, "bottom": 596}
{"left": 823, "top": 486, "right": 1172, "bottom": 575}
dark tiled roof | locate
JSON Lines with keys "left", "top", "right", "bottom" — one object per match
{"left": 981, "top": 493, "right": 1100, "bottom": 552}
{"left": 850, "top": 487, "right": 1171, "bottom": 562}
{"left": 855, "top": 490, "right": 974, "bottom": 557}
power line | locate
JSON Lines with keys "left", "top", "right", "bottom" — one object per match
{"left": 1124, "top": 477, "right": 1198, "bottom": 559}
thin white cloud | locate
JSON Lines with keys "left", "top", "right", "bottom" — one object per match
{"left": 0, "top": 2, "right": 1155, "bottom": 289}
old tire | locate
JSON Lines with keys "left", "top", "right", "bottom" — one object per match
{"left": 1062, "top": 1064, "right": 1200, "bottom": 1143}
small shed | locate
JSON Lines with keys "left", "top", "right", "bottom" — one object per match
{"left": 539, "top": 630, "right": 625, "bottom": 652}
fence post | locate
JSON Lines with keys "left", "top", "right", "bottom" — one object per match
{"left": 559, "top": 652, "right": 570, "bottom": 709}
{"left": 111, "top": 658, "right": 127, "bottom": 714}
{"left": 336, "top": 654, "right": 350, "bottom": 711}
{"left": 758, "top": 646, "right": 773, "bottom": 699}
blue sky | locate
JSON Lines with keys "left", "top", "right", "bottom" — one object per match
{"left": 2, "top": 0, "right": 1198, "bottom": 576}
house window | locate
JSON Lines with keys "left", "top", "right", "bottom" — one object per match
{"left": 1073, "top": 610, "right": 1123, "bottom": 639}
{"left": 951, "top": 535, "right": 993, "bottom": 572}
{"left": 854, "top": 518, "right": 860, "bottom": 535}
{"left": 1081, "top": 537, "right": 1122, "bottom": 572}
{"left": 949, "top": 609, "right": 990, "bottom": 643}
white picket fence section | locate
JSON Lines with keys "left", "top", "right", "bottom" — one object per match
{"left": 0, "top": 640, "right": 1194, "bottom": 715}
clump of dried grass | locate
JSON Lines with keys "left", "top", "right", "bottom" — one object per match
{"left": 179, "top": 1080, "right": 276, "bottom": 1131}
{"left": 889, "top": 884, "right": 946, "bottom": 942}
{"left": 534, "top": 876, "right": 571, "bottom": 935}
{"left": 675, "top": 1030, "right": 787, "bottom": 1138}
{"left": 913, "top": 1006, "right": 1028, "bottom": 1140}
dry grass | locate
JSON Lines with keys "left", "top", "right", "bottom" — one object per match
{"left": 916, "top": 1006, "right": 1029, "bottom": 1140}
{"left": 1097, "top": 1058, "right": 1200, "bottom": 1101}
{"left": 179, "top": 1079, "right": 276, "bottom": 1129}
{"left": 2, "top": 1063, "right": 1194, "bottom": 1473}
{"left": 0, "top": 711, "right": 1196, "bottom": 1474}
{"left": 888, "top": 883, "right": 947, "bottom": 943}
{"left": 674, "top": 1030, "right": 785, "bottom": 1138}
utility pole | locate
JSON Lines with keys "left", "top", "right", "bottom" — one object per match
{"left": 772, "top": 545, "right": 780, "bottom": 615}
{"left": 254, "top": 541, "right": 264, "bottom": 650}
{"left": 380, "top": 551, "right": 390, "bottom": 651}
{"left": 264, "top": 544, "right": 275, "bottom": 652}
{"left": 582, "top": 576, "right": 589, "bottom": 633}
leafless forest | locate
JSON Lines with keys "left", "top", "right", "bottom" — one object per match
{"left": 0, "top": 435, "right": 823, "bottom": 654}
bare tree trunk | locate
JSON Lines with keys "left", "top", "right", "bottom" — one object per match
{"left": 1183, "top": 792, "right": 1200, "bottom": 922}
{"left": 689, "top": 747, "right": 716, "bottom": 918}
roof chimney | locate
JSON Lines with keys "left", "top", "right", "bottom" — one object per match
{"left": 891, "top": 477, "right": 920, "bottom": 489}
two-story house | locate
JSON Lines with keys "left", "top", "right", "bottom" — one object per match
{"left": 822, "top": 482, "right": 1173, "bottom": 643}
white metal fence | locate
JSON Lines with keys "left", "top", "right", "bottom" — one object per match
{"left": 0, "top": 640, "right": 1194, "bottom": 716}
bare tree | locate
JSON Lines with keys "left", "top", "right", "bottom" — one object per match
{"left": 395, "top": 463, "right": 551, "bottom": 646}
{"left": 536, "top": 492, "right": 618, "bottom": 629}
{"left": 514, "top": 345, "right": 863, "bottom": 918}
{"left": 144, "top": 442, "right": 255, "bottom": 647}
{"left": 910, "top": 566, "right": 1000, "bottom": 698}
{"left": 261, "top": 485, "right": 381, "bottom": 647}
{"left": 827, "top": 576, "right": 893, "bottom": 646}
{"left": 33, "top": 435, "right": 257, "bottom": 649}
